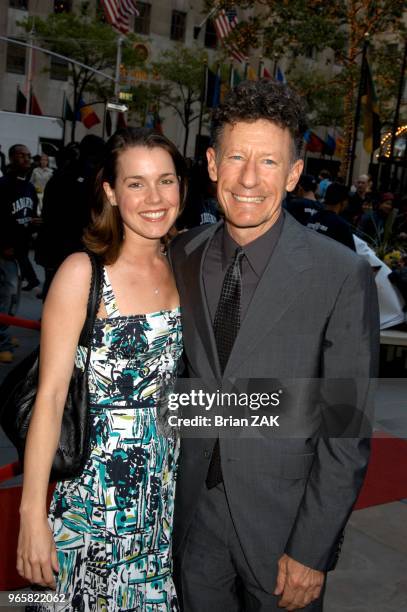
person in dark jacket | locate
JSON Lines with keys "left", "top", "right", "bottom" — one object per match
{"left": 35, "top": 136, "right": 104, "bottom": 299}
{"left": 306, "top": 182, "right": 356, "bottom": 251}
{"left": 0, "top": 144, "right": 40, "bottom": 291}
{"left": 285, "top": 173, "right": 323, "bottom": 225}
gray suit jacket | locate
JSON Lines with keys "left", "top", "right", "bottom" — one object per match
{"left": 169, "top": 213, "right": 379, "bottom": 592}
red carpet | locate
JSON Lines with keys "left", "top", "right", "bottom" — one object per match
{"left": 354, "top": 431, "right": 407, "bottom": 510}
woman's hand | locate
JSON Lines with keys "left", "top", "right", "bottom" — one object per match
{"left": 17, "top": 515, "right": 59, "bottom": 589}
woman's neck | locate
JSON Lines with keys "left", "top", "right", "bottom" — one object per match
{"left": 119, "top": 235, "right": 163, "bottom": 266}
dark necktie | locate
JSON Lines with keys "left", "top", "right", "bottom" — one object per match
{"left": 206, "top": 247, "right": 245, "bottom": 489}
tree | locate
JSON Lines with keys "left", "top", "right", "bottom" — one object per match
{"left": 125, "top": 81, "right": 167, "bottom": 127}
{"left": 206, "top": 0, "right": 406, "bottom": 179}
{"left": 285, "top": 59, "right": 345, "bottom": 128}
{"left": 370, "top": 40, "right": 407, "bottom": 128}
{"left": 152, "top": 46, "right": 208, "bottom": 155}
{"left": 20, "top": 10, "right": 145, "bottom": 141}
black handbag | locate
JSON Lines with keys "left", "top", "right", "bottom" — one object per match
{"left": 0, "top": 252, "right": 103, "bottom": 481}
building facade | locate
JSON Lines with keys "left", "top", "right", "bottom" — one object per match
{"left": 0, "top": 0, "right": 221, "bottom": 156}
{"left": 1, "top": 1, "right": 403, "bottom": 178}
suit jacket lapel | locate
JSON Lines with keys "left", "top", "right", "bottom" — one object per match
{"left": 180, "top": 223, "right": 222, "bottom": 378}
{"left": 225, "top": 215, "right": 313, "bottom": 376}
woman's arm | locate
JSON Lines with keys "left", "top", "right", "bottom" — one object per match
{"left": 17, "top": 252, "right": 92, "bottom": 588}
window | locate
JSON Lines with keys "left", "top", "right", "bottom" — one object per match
{"left": 9, "top": 0, "right": 28, "bottom": 8}
{"left": 6, "top": 39, "right": 26, "bottom": 74}
{"left": 50, "top": 56, "right": 68, "bottom": 81}
{"left": 204, "top": 19, "right": 217, "bottom": 49}
{"left": 134, "top": 2, "right": 151, "bottom": 35}
{"left": 305, "top": 45, "right": 317, "bottom": 60}
{"left": 170, "top": 10, "right": 186, "bottom": 42}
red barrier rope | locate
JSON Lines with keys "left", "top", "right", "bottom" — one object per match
{"left": 0, "top": 314, "right": 41, "bottom": 330}
{"left": 0, "top": 461, "right": 22, "bottom": 484}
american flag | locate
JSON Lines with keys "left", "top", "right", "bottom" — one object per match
{"left": 101, "top": 0, "right": 139, "bottom": 35}
{"left": 214, "top": 7, "right": 247, "bottom": 63}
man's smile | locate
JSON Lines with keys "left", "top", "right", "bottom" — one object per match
{"left": 232, "top": 193, "right": 266, "bottom": 203}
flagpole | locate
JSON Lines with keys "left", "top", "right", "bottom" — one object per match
{"left": 389, "top": 39, "right": 407, "bottom": 188}
{"left": 258, "top": 56, "right": 263, "bottom": 79}
{"left": 103, "top": 101, "right": 107, "bottom": 140}
{"left": 229, "top": 63, "right": 234, "bottom": 88}
{"left": 216, "top": 62, "right": 222, "bottom": 95}
{"left": 62, "top": 92, "right": 66, "bottom": 146}
{"left": 198, "top": 58, "right": 208, "bottom": 139}
{"left": 348, "top": 33, "right": 369, "bottom": 187}
{"left": 273, "top": 53, "right": 278, "bottom": 79}
{"left": 26, "top": 23, "right": 35, "bottom": 115}
{"left": 113, "top": 34, "right": 123, "bottom": 132}
{"left": 244, "top": 62, "right": 248, "bottom": 80}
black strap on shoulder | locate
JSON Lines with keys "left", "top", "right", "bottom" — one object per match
{"left": 78, "top": 251, "right": 104, "bottom": 349}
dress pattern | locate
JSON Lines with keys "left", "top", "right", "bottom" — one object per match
{"left": 45, "top": 268, "right": 182, "bottom": 611}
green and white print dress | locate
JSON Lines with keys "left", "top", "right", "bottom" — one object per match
{"left": 46, "top": 268, "right": 182, "bottom": 611}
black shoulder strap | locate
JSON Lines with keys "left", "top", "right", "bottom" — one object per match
{"left": 78, "top": 252, "right": 104, "bottom": 348}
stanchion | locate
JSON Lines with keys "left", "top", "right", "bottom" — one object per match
{"left": 0, "top": 314, "right": 41, "bottom": 331}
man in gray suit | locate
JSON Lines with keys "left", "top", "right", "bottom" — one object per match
{"left": 169, "top": 80, "right": 379, "bottom": 611}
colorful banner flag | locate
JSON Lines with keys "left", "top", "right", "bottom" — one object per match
{"left": 206, "top": 68, "right": 221, "bottom": 108}
{"left": 101, "top": 0, "right": 139, "bottom": 35}
{"left": 335, "top": 135, "right": 345, "bottom": 158}
{"left": 16, "top": 86, "right": 27, "bottom": 113}
{"left": 361, "top": 56, "right": 381, "bottom": 153}
{"left": 276, "top": 67, "right": 286, "bottom": 83}
{"left": 263, "top": 67, "right": 272, "bottom": 79}
{"left": 30, "top": 91, "right": 43, "bottom": 116}
{"left": 63, "top": 96, "right": 74, "bottom": 121}
{"left": 78, "top": 98, "right": 101, "bottom": 129}
{"left": 146, "top": 107, "right": 163, "bottom": 134}
{"left": 323, "top": 134, "right": 336, "bottom": 156}
{"left": 304, "top": 130, "right": 325, "bottom": 153}
{"left": 232, "top": 67, "right": 242, "bottom": 87}
{"left": 214, "top": 7, "right": 247, "bottom": 63}
{"left": 247, "top": 65, "right": 257, "bottom": 81}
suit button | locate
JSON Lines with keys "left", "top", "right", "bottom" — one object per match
{"left": 204, "top": 450, "right": 210, "bottom": 458}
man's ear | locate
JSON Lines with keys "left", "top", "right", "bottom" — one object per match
{"left": 206, "top": 147, "right": 218, "bottom": 182}
{"left": 286, "top": 159, "right": 304, "bottom": 193}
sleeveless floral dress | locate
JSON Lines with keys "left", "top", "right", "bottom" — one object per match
{"left": 45, "top": 268, "right": 182, "bottom": 611}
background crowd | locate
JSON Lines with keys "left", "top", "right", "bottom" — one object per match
{"left": 0, "top": 135, "right": 406, "bottom": 366}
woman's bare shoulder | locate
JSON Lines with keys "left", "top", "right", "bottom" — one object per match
{"left": 44, "top": 252, "right": 95, "bottom": 310}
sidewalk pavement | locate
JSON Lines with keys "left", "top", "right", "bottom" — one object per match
{"left": 1, "top": 260, "right": 406, "bottom": 611}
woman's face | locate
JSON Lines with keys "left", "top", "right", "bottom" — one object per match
{"left": 103, "top": 145, "right": 180, "bottom": 242}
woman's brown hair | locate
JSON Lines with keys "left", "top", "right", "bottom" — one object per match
{"left": 83, "top": 127, "right": 187, "bottom": 264}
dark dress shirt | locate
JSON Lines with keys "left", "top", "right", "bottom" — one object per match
{"left": 203, "top": 214, "right": 284, "bottom": 325}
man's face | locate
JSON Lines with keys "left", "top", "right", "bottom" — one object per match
{"left": 10, "top": 146, "right": 31, "bottom": 174}
{"left": 379, "top": 200, "right": 393, "bottom": 215}
{"left": 207, "top": 120, "right": 303, "bottom": 244}
{"left": 356, "top": 177, "right": 368, "bottom": 196}
{"left": 40, "top": 154, "right": 48, "bottom": 168}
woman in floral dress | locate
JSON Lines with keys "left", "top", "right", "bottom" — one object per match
{"left": 17, "top": 128, "right": 186, "bottom": 611}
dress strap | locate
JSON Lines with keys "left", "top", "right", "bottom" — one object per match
{"left": 102, "top": 267, "right": 121, "bottom": 318}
